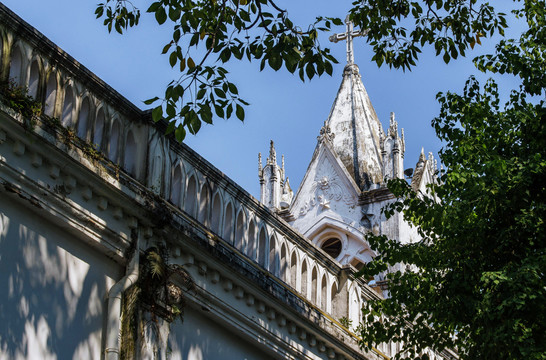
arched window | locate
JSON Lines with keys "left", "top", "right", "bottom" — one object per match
{"left": 311, "top": 266, "right": 318, "bottom": 304}
{"left": 247, "top": 220, "right": 256, "bottom": 260}
{"left": 257, "top": 228, "right": 266, "bottom": 267}
{"left": 9, "top": 47, "right": 23, "bottom": 85}
{"left": 320, "top": 237, "right": 342, "bottom": 260}
{"left": 321, "top": 274, "right": 328, "bottom": 310}
{"left": 61, "top": 86, "right": 74, "bottom": 127}
{"left": 170, "top": 164, "right": 182, "bottom": 206}
{"left": 301, "top": 260, "right": 308, "bottom": 297}
{"left": 223, "top": 202, "right": 234, "bottom": 244}
{"left": 108, "top": 120, "right": 120, "bottom": 162}
{"left": 198, "top": 184, "right": 210, "bottom": 225}
{"left": 280, "top": 243, "right": 287, "bottom": 282}
{"left": 211, "top": 192, "right": 222, "bottom": 234}
{"left": 93, "top": 108, "right": 105, "bottom": 149}
{"left": 234, "top": 211, "right": 245, "bottom": 250}
{"left": 349, "top": 287, "right": 360, "bottom": 325}
{"left": 184, "top": 175, "right": 197, "bottom": 217}
{"left": 77, "top": 97, "right": 90, "bottom": 139}
{"left": 268, "top": 235, "right": 277, "bottom": 274}
{"left": 28, "top": 61, "right": 40, "bottom": 99}
{"left": 124, "top": 130, "right": 137, "bottom": 176}
{"left": 331, "top": 282, "right": 338, "bottom": 316}
{"left": 44, "top": 73, "right": 57, "bottom": 117}
{"left": 290, "top": 251, "right": 298, "bottom": 289}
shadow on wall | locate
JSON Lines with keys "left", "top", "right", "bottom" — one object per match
{"left": 0, "top": 198, "right": 122, "bottom": 359}
{"left": 166, "top": 304, "right": 276, "bottom": 360}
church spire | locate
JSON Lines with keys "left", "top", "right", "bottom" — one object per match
{"left": 325, "top": 18, "right": 383, "bottom": 190}
{"left": 259, "top": 141, "right": 292, "bottom": 211}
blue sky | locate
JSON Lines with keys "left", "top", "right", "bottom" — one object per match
{"left": 3, "top": 0, "right": 523, "bottom": 198}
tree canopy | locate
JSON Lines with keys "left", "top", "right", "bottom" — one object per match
{"left": 95, "top": 0, "right": 340, "bottom": 141}
{"left": 355, "top": 1, "right": 546, "bottom": 359}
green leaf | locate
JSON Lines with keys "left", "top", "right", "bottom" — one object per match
{"left": 214, "top": 88, "right": 226, "bottom": 99}
{"left": 268, "top": 55, "right": 282, "bottom": 71}
{"left": 324, "top": 60, "right": 333, "bottom": 76}
{"left": 305, "top": 63, "right": 315, "bottom": 80}
{"left": 228, "top": 82, "right": 238, "bottom": 95}
{"left": 168, "top": 6, "right": 181, "bottom": 21}
{"left": 220, "top": 49, "right": 231, "bottom": 63}
{"left": 165, "top": 103, "right": 176, "bottom": 117}
{"left": 147, "top": 2, "right": 161, "bottom": 13}
{"left": 155, "top": 7, "right": 167, "bottom": 25}
{"left": 169, "top": 52, "right": 177, "bottom": 67}
{"left": 173, "top": 29, "right": 181, "bottom": 43}
{"left": 144, "top": 96, "right": 159, "bottom": 105}
{"left": 201, "top": 109, "right": 213, "bottom": 124}
{"left": 174, "top": 125, "right": 186, "bottom": 142}
{"left": 152, "top": 106, "right": 163, "bottom": 122}
{"left": 95, "top": 6, "right": 104, "bottom": 18}
{"left": 196, "top": 88, "right": 206, "bottom": 100}
{"left": 214, "top": 104, "right": 224, "bottom": 118}
{"left": 165, "top": 120, "right": 175, "bottom": 135}
{"left": 187, "top": 57, "right": 196, "bottom": 69}
{"left": 235, "top": 104, "right": 244, "bottom": 121}
{"left": 226, "top": 103, "right": 233, "bottom": 118}
{"left": 161, "top": 42, "right": 172, "bottom": 54}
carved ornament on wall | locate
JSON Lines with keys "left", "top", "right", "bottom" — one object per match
{"left": 298, "top": 158, "right": 356, "bottom": 217}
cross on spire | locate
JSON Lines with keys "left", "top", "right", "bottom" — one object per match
{"left": 329, "top": 15, "right": 368, "bottom": 65}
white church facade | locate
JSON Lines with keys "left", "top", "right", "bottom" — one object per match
{"left": 0, "top": 4, "right": 450, "bottom": 360}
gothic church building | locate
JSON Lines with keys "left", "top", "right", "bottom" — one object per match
{"left": 0, "top": 4, "right": 447, "bottom": 360}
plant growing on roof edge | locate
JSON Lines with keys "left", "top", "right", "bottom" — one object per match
{"left": 0, "top": 79, "right": 42, "bottom": 123}
{"left": 139, "top": 246, "right": 195, "bottom": 322}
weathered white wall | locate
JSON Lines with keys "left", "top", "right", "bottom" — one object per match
{"left": 167, "top": 306, "right": 274, "bottom": 360}
{"left": 0, "top": 196, "right": 123, "bottom": 360}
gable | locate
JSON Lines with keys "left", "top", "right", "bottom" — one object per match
{"left": 289, "top": 141, "right": 362, "bottom": 235}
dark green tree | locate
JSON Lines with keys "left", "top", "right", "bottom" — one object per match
{"left": 354, "top": 1, "right": 546, "bottom": 359}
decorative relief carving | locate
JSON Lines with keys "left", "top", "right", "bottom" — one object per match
{"left": 317, "top": 122, "right": 335, "bottom": 143}
{"left": 298, "top": 157, "right": 356, "bottom": 217}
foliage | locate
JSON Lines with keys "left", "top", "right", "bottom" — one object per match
{"left": 0, "top": 79, "right": 42, "bottom": 122}
{"left": 139, "top": 247, "right": 195, "bottom": 322}
{"left": 350, "top": 0, "right": 508, "bottom": 70}
{"left": 96, "top": 0, "right": 340, "bottom": 141}
{"left": 357, "top": 1, "right": 546, "bottom": 359}
{"left": 339, "top": 316, "right": 353, "bottom": 330}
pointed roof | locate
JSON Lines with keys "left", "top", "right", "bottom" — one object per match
{"left": 325, "top": 64, "right": 384, "bottom": 190}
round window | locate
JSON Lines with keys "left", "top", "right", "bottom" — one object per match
{"left": 321, "top": 238, "right": 342, "bottom": 259}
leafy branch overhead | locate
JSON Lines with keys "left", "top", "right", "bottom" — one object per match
{"left": 96, "top": 0, "right": 339, "bottom": 141}
{"left": 350, "top": 0, "right": 508, "bottom": 69}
